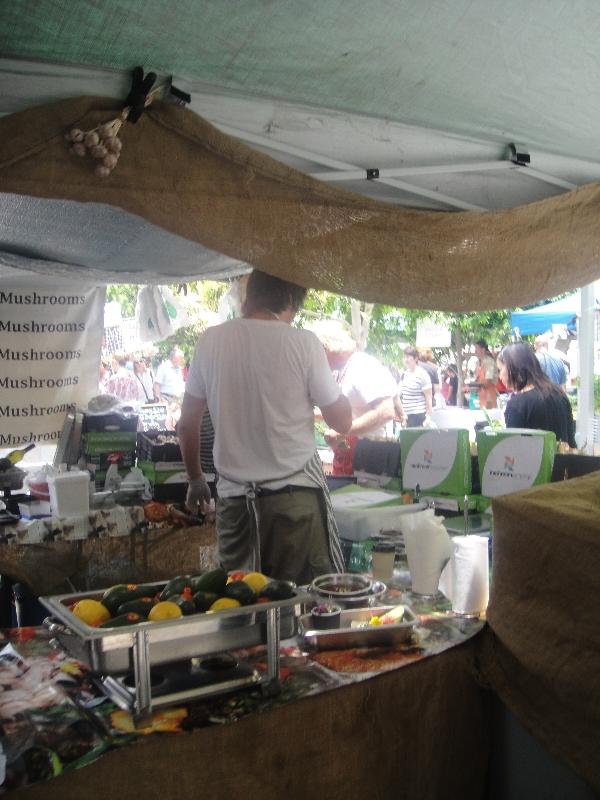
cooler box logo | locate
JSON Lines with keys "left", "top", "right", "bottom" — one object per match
{"left": 503, "top": 455, "right": 515, "bottom": 472}
{"left": 403, "top": 431, "right": 458, "bottom": 490}
{"left": 481, "top": 437, "right": 544, "bottom": 496}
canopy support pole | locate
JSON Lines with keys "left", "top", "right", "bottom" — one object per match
{"left": 217, "top": 123, "right": 485, "bottom": 211}
{"left": 577, "top": 281, "right": 597, "bottom": 453}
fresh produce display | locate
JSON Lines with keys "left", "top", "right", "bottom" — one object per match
{"left": 72, "top": 598, "right": 111, "bottom": 627}
{"left": 67, "top": 570, "right": 296, "bottom": 629}
{"left": 148, "top": 601, "right": 183, "bottom": 621}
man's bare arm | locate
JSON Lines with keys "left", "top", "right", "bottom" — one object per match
{"left": 320, "top": 394, "right": 352, "bottom": 434}
{"left": 347, "top": 396, "right": 395, "bottom": 437}
{"left": 178, "top": 392, "right": 207, "bottom": 480}
{"left": 423, "top": 387, "right": 433, "bottom": 416}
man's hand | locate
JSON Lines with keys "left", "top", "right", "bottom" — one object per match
{"left": 323, "top": 428, "right": 346, "bottom": 447}
{"left": 186, "top": 476, "right": 211, "bottom": 513}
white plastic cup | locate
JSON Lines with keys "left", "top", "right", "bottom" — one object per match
{"left": 371, "top": 542, "right": 396, "bottom": 581}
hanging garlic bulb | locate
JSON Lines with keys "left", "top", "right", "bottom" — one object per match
{"left": 64, "top": 110, "right": 128, "bottom": 176}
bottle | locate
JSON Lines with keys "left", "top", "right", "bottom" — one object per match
{"left": 104, "top": 463, "right": 122, "bottom": 492}
{"left": 0, "top": 443, "right": 36, "bottom": 472}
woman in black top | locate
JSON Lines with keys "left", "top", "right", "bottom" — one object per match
{"left": 496, "top": 343, "right": 576, "bottom": 447}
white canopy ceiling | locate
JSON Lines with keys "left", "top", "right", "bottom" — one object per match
{"left": 1, "top": 1, "right": 600, "bottom": 292}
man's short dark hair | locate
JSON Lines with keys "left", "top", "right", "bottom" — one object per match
{"left": 475, "top": 339, "right": 488, "bottom": 349}
{"left": 243, "top": 270, "right": 308, "bottom": 315}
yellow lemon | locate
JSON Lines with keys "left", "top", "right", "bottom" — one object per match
{"left": 72, "top": 599, "right": 111, "bottom": 627}
{"left": 208, "top": 597, "right": 241, "bottom": 612}
{"left": 148, "top": 601, "right": 183, "bottom": 621}
{"left": 242, "top": 571, "right": 270, "bottom": 594}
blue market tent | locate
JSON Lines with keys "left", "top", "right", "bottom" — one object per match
{"left": 511, "top": 294, "right": 580, "bottom": 336}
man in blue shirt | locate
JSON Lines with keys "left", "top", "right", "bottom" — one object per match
{"left": 534, "top": 335, "right": 567, "bottom": 389}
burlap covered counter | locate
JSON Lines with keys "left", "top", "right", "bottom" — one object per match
{"left": 0, "top": 524, "right": 218, "bottom": 595}
{"left": 479, "top": 471, "right": 600, "bottom": 790}
{"left": 9, "top": 638, "right": 489, "bottom": 800}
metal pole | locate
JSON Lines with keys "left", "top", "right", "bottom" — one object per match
{"left": 264, "top": 606, "right": 281, "bottom": 692}
{"left": 133, "top": 629, "right": 152, "bottom": 720}
{"left": 577, "top": 282, "right": 597, "bottom": 453}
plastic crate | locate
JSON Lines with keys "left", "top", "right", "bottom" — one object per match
{"left": 82, "top": 412, "right": 139, "bottom": 433}
{"left": 84, "top": 432, "right": 138, "bottom": 454}
{"left": 137, "top": 431, "right": 182, "bottom": 462}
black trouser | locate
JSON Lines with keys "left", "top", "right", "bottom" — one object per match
{"left": 406, "top": 412, "right": 426, "bottom": 427}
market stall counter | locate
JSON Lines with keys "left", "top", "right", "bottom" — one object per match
{"left": 1, "top": 588, "right": 489, "bottom": 799}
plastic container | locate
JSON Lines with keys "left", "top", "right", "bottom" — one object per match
{"left": 115, "top": 466, "right": 151, "bottom": 504}
{"left": 47, "top": 467, "right": 90, "bottom": 517}
{"left": 310, "top": 604, "right": 342, "bottom": 630}
{"left": 371, "top": 541, "right": 396, "bottom": 581}
{"left": 23, "top": 464, "right": 54, "bottom": 501}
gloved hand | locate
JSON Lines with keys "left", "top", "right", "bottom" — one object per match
{"left": 185, "top": 476, "right": 212, "bottom": 513}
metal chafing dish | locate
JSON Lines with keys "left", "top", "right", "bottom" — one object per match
{"left": 41, "top": 582, "right": 312, "bottom": 720}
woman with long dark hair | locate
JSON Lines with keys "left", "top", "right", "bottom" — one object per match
{"left": 496, "top": 342, "right": 576, "bottom": 447}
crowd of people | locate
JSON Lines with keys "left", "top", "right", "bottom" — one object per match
{"left": 99, "top": 347, "right": 186, "bottom": 407}
{"left": 99, "top": 297, "right": 575, "bottom": 461}
{"left": 96, "top": 270, "right": 574, "bottom": 585}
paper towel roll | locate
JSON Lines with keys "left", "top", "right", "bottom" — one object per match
{"left": 439, "top": 535, "right": 489, "bottom": 615}
{"left": 403, "top": 510, "right": 452, "bottom": 595}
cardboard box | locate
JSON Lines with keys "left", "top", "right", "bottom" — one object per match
{"left": 400, "top": 428, "right": 472, "bottom": 494}
{"left": 330, "top": 484, "right": 412, "bottom": 542}
{"left": 84, "top": 432, "right": 137, "bottom": 483}
{"left": 138, "top": 460, "right": 188, "bottom": 486}
{"left": 84, "top": 432, "right": 138, "bottom": 454}
{"left": 476, "top": 428, "right": 556, "bottom": 498}
{"left": 138, "top": 461, "right": 217, "bottom": 503}
{"left": 83, "top": 411, "right": 138, "bottom": 433}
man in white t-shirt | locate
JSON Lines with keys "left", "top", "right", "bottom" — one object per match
{"left": 153, "top": 347, "right": 185, "bottom": 401}
{"left": 179, "top": 270, "right": 351, "bottom": 583}
{"left": 310, "top": 320, "right": 397, "bottom": 476}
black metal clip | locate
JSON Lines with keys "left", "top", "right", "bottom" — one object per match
{"left": 124, "top": 66, "right": 157, "bottom": 123}
{"left": 169, "top": 85, "right": 191, "bottom": 106}
{"left": 508, "top": 143, "right": 530, "bottom": 166}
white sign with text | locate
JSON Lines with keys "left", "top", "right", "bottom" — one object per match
{"left": 416, "top": 318, "right": 451, "bottom": 348}
{"left": 0, "top": 280, "right": 105, "bottom": 449}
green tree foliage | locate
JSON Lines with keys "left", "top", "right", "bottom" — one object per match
{"left": 302, "top": 290, "right": 512, "bottom": 370}
{"left": 108, "top": 281, "right": 513, "bottom": 373}
{"left": 106, "top": 281, "right": 229, "bottom": 365}
{"left": 106, "top": 284, "right": 137, "bottom": 318}
{"left": 154, "top": 281, "right": 228, "bottom": 364}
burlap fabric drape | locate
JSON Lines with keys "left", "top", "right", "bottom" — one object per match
{"left": 479, "top": 471, "right": 600, "bottom": 790}
{"left": 1, "top": 96, "right": 600, "bottom": 310}
{"left": 9, "top": 640, "right": 489, "bottom": 800}
{"left": 0, "top": 524, "right": 218, "bottom": 595}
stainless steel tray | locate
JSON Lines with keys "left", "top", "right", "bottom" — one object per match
{"left": 41, "top": 583, "right": 311, "bottom": 675}
{"left": 299, "top": 605, "right": 418, "bottom": 651}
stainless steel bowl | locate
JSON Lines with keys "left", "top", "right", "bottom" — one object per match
{"left": 309, "top": 574, "right": 388, "bottom": 609}
{"left": 310, "top": 573, "right": 373, "bottom": 598}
